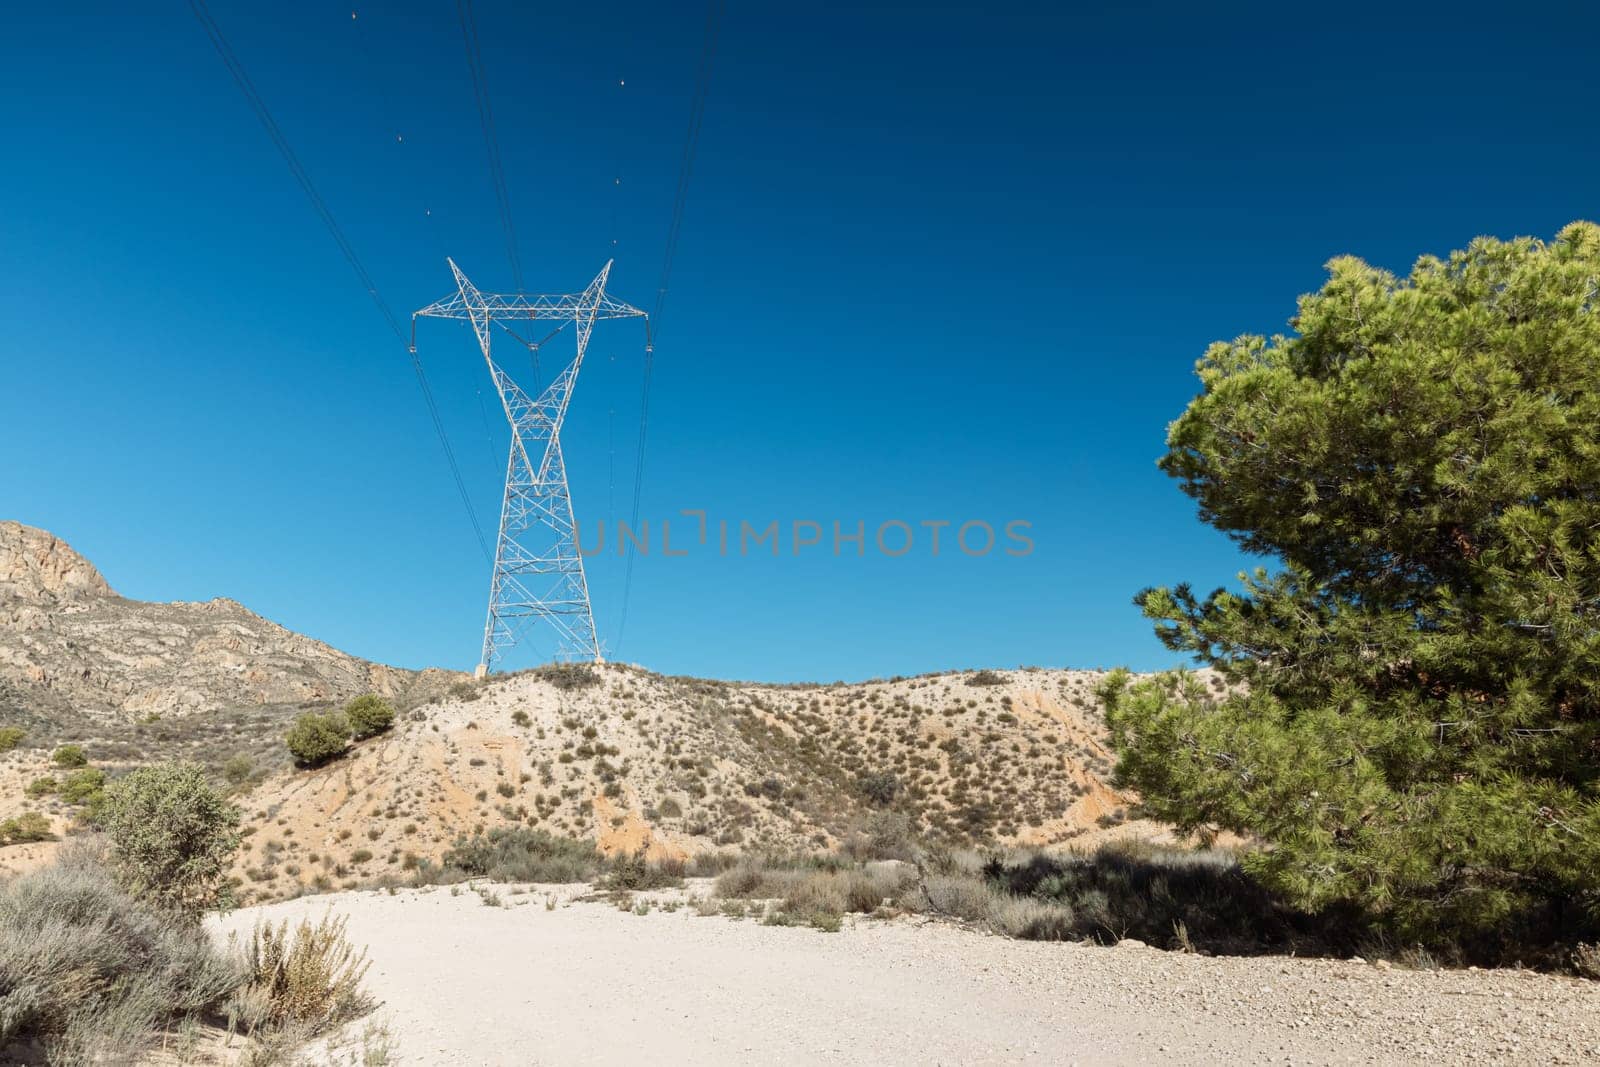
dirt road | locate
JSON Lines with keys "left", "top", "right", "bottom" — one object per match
{"left": 213, "top": 883, "right": 1600, "bottom": 1066}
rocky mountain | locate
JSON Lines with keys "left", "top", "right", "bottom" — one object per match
{"left": 0, "top": 521, "right": 446, "bottom": 727}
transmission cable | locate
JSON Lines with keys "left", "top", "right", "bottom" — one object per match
{"left": 456, "top": 0, "right": 525, "bottom": 292}
{"left": 613, "top": 0, "right": 724, "bottom": 653}
{"left": 188, "top": 0, "right": 492, "bottom": 561}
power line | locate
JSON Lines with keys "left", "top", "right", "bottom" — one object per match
{"left": 188, "top": 0, "right": 492, "bottom": 561}
{"left": 456, "top": 0, "right": 525, "bottom": 292}
{"left": 613, "top": 0, "right": 724, "bottom": 654}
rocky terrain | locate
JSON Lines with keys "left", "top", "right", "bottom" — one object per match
{"left": 0, "top": 521, "right": 448, "bottom": 730}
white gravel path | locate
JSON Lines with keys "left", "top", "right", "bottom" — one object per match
{"left": 212, "top": 883, "right": 1600, "bottom": 1066}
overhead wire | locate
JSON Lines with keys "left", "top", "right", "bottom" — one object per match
{"left": 187, "top": 0, "right": 493, "bottom": 562}
{"left": 455, "top": 0, "right": 525, "bottom": 293}
{"left": 613, "top": 0, "right": 724, "bottom": 653}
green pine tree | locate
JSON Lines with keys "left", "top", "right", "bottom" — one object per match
{"left": 1104, "top": 222, "right": 1600, "bottom": 954}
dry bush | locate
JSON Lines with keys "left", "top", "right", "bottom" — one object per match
{"left": 535, "top": 663, "right": 600, "bottom": 691}
{"left": 423, "top": 827, "right": 605, "bottom": 884}
{"left": 598, "top": 850, "right": 685, "bottom": 891}
{"left": 716, "top": 856, "right": 913, "bottom": 931}
{"left": 0, "top": 842, "right": 242, "bottom": 1062}
{"left": 920, "top": 872, "right": 1004, "bottom": 922}
{"left": 986, "top": 894, "right": 1076, "bottom": 940}
{"left": 839, "top": 811, "right": 919, "bottom": 862}
{"left": 1574, "top": 943, "right": 1600, "bottom": 981}
{"left": 234, "top": 913, "right": 373, "bottom": 1037}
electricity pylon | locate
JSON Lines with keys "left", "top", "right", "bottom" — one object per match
{"left": 413, "top": 260, "right": 647, "bottom": 676}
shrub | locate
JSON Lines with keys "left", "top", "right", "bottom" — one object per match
{"left": 536, "top": 662, "right": 600, "bottom": 691}
{"left": 1110, "top": 221, "right": 1600, "bottom": 956}
{"left": 978, "top": 843, "right": 1347, "bottom": 951}
{"left": 51, "top": 744, "right": 88, "bottom": 768}
{"left": 285, "top": 711, "right": 352, "bottom": 767}
{"left": 599, "top": 850, "right": 684, "bottom": 891}
{"left": 840, "top": 811, "right": 919, "bottom": 862}
{"left": 0, "top": 811, "right": 53, "bottom": 844}
{"left": 25, "top": 775, "right": 57, "bottom": 797}
{"left": 61, "top": 767, "right": 106, "bottom": 812}
{"left": 967, "top": 670, "right": 1006, "bottom": 686}
{"left": 233, "top": 913, "right": 372, "bottom": 1037}
{"left": 429, "top": 827, "right": 603, "bottom": 884}
{"left": 657, "top": 797, "right": 683, "bottom": 819}
{"left": 0, "top": 844, "right": 241, "bottom": 1061}
{"left": 0, "top": 726, "right": 24, "bottom": 752}
{"left": 717, "top": 858, "right": 911, "bottom": 932}
{"left": 855, "top": 771, "right": 900, "bottom": 807}
{"left": 223, "top": 753, "right": 255, "bottom": 785}
{"left": 511, "top": 709, "right": 532, "bottom": 727}
{"left": 99, "top": 761, "right": 242, "bottom": 915}
{"left": 344, "top": 695, "right": 396, "bottom": 740}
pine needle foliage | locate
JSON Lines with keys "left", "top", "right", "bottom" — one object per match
{"left": 1106, "top": 222, "right": 1600, "bottom": 956}
{"left": 344, "top": 694, "right": 396, "bottom": 740}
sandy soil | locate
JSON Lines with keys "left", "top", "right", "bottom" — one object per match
{"left": 213, "top": 883, "right": 1600, "bottom": 1066}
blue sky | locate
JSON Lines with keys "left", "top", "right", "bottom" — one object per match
{"left": 2, "top": 2, "right": 1595, "bottom": 681}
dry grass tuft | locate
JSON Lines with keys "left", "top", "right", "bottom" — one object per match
{"left": 234, "top": 913, "right": 373, "bottom": 1037}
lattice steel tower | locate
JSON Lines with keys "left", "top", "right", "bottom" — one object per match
{"left": 413, "top": 260, "right": 647, "bottom": 675}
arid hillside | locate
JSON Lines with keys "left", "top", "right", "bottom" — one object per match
{"left": 226, "top": 662, "right": 1149, "bottom": 902}
{"left": 0, "top": 522, "right": 1155, "bottom": 901}
{"left": 0, "top": 521, "right": 452, "bottom": 731}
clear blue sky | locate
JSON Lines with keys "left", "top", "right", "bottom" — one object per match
{"left": 2, "top": 2, "right": 1594, "bottom": 681}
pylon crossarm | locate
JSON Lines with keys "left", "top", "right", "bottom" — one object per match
{"left": 417, "top": 259, "right": 645, "bottom": 324}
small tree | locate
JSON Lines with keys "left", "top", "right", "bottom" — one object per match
{"left": 99, "top": 761, "right": 241, "bottom": 915}
{"left": 343, "top": 694, "right": 396, "bottom": 740}
{"left": 285, "top": 711, "right": 351, "bottom": 768}
{"left": 51, "top": 744, "right": 87, "bottom": 768}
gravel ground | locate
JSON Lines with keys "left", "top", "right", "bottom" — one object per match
{"left": 212, "top": 882, "right": 1600, "bottom": 1066}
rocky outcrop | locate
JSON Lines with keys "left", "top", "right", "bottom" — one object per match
{"left": 0, "top": 521, "right": 449, "bottom": 721}
{"left": 0, "top": 522, "right": 112, "bottom": 604}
